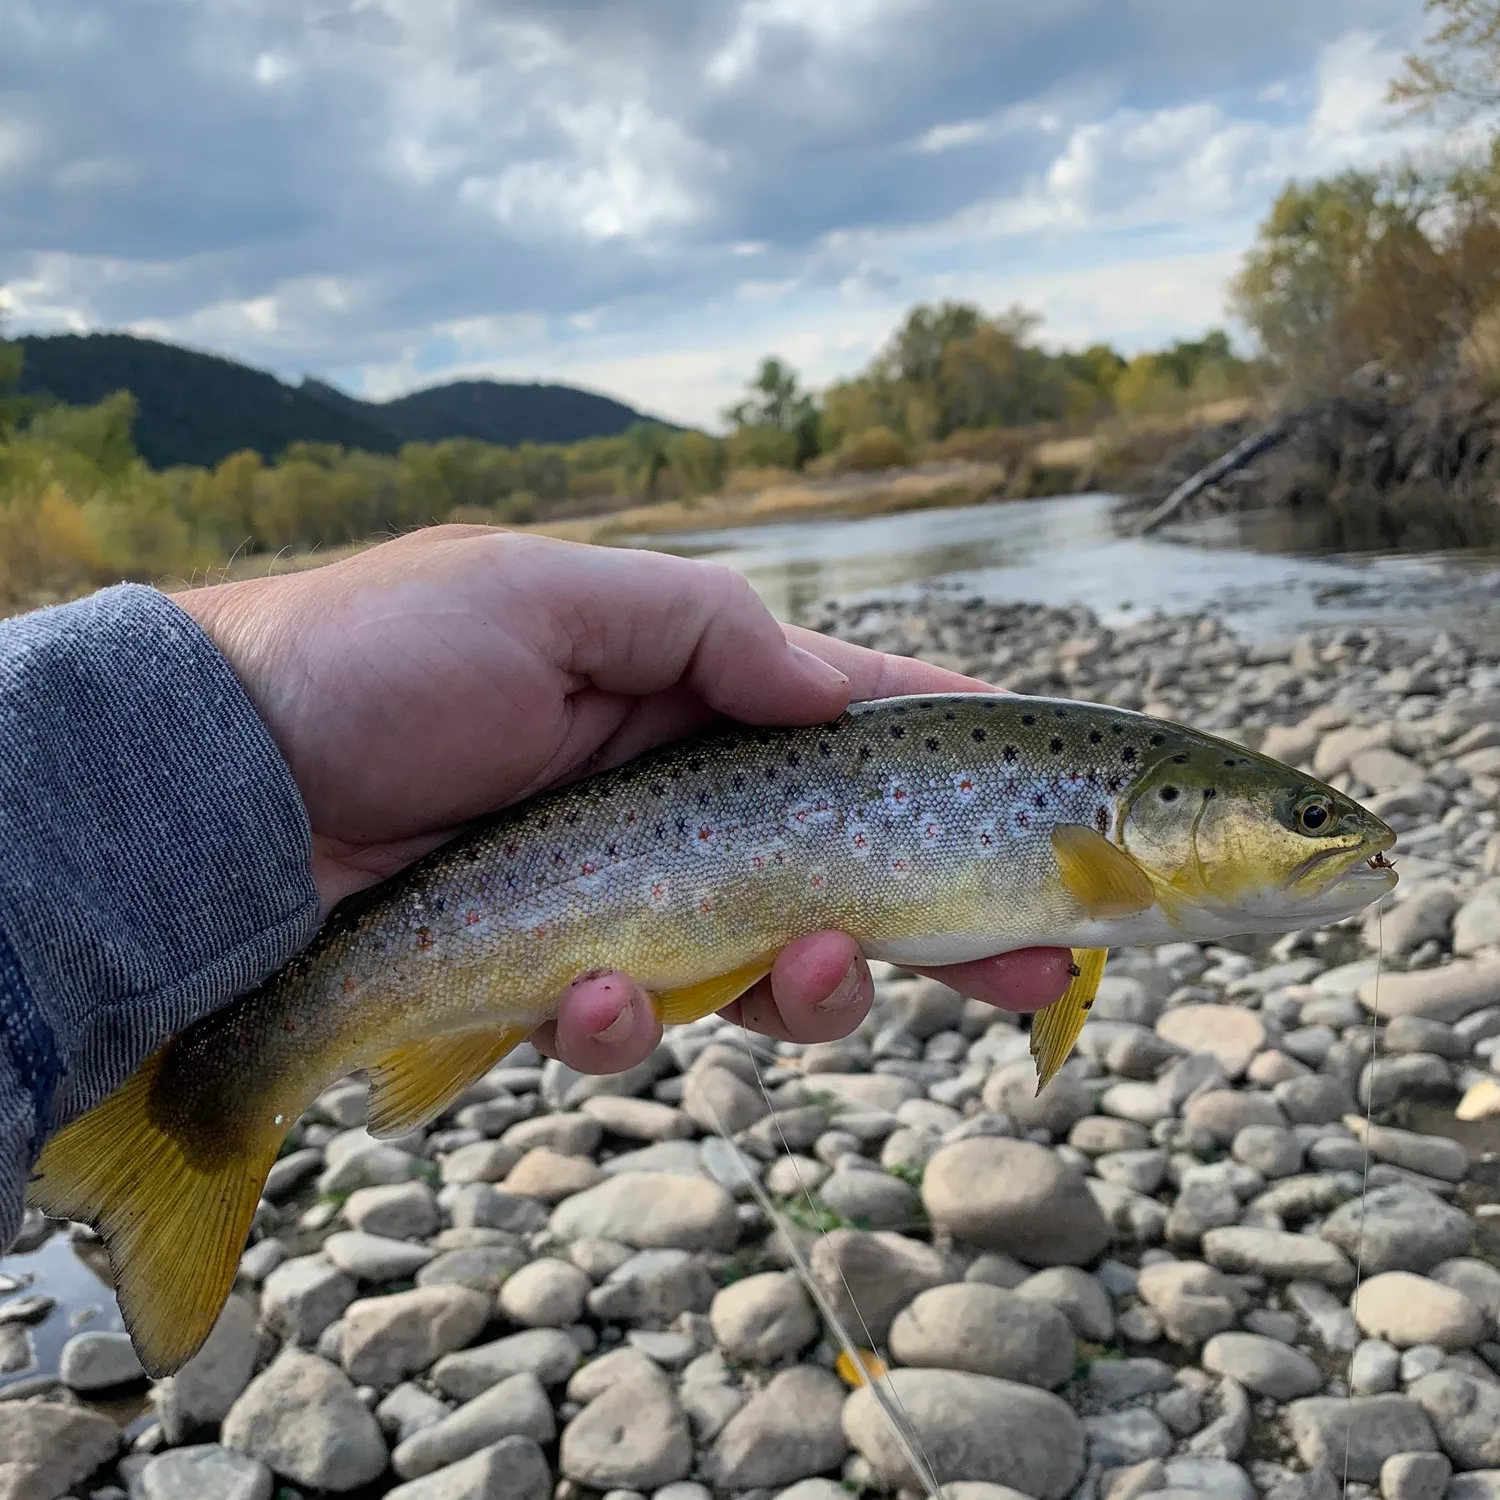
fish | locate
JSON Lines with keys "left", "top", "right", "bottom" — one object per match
{"left": 27, "top": 692, "right": 1397, "bottom": 1376}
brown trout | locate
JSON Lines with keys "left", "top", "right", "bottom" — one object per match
{"left": 29, "top": 693, "right": 1397, "bottom": 1375}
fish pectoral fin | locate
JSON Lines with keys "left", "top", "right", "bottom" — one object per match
{"left": 1051, "top": 824, "right": 1156, "bottom": 918}
{"left": 651, "top": 954, "right": 777, "bottom": 1026}
{"left": 26, "top": 1049, "right": 285, "bottom": 1379}
{"left": 1030, "top": 947, "right": 1108, "bottom": 1094}
{"left": 366, "top": 1026, "right": 531, "bottom": 1138}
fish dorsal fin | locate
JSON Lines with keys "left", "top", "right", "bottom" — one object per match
{"left": 651, "top": 954, "right": 777, "bottom": 1026}
{"left": 366, "top": 1026, "right": 529, "bottom": 1138}
{"left": 27, "top": 1048, "right": 285, "bottom": 1378}
{"left": 1051, "top": 823, "right": 1156, "bottom": 918}
{"left": 1030, "top": 947, "right": 1108, "bottom": 1092}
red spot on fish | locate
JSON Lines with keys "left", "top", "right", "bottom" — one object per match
{"left": 698, "top": 895, "right": 714, "bottom": 915}
{"left": 505, "top": 843, "right": 520, "bottom": 858}
{"left": 284, "top": 1018, "right": 299, "bottom": 1033}
{"left": 415, "top": 927, "right": 434, "bottom": 952}
{"left": 580, "top": 860, "right": 597, "bottom": 877}
{"left": 532, "top": 923, "right": 549, "bottom": 939}
{"left": 696, "top": 825, "right": 715, "bottom": 844}
{"left": 465, "top": 909, "right": 481, "bottom": 925}
{"left": 342, "top": 976, "right": 358, "bottom": 993}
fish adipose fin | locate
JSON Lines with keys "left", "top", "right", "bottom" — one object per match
{"left": 1031, "top": 947, "right": 1108, "bottom": 1094}
{"left": 26, "top": 1049, "right": 284, "bottom": 1379}
{"left": 1051, "top": 824, "right": 1156, "bottom": 918}
{"left": 367, "top": 1026, "right": 531, "bottom": 1137}
{"left": 651, "top": 954, "right": 777, "bottom": 1025}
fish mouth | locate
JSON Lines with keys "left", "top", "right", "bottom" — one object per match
{"left": 1287, "top": 831, "right": 1399, "bottom": 910}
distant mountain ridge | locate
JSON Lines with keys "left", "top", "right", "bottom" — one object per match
{"left": 16, "top": 332, "right": 667, "bottom": 470}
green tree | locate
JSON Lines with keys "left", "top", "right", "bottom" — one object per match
{"left": 626, "top": 421, "right": 673, "bottom": 499}
{"left": 0, "top": 316, "right": 23, "bottom": 442}
{"left": 724, "top": 358, "right": 820, "bottom": 467}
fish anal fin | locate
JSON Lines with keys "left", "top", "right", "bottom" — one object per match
{"left": 366, "top": 1027, "right": 530, "bottom": 1138}
{"left": 1051, "top": 824, "right": 1156, "bottom": 918}
{"left": 26, "top": 1049, "right": 284, "bottom": 1379}
{"left": 652, "top": 955, "right": 777, "bottom": 1026}
{"left": 1031, "top": 947, "right": 1108, "bottom": 1094}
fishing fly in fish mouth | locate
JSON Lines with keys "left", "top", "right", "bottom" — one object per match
{"left": 28, "top": 690, "right": 1397, "bottom": 1377}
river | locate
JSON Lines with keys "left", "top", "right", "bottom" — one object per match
{"left": 638, "top": 491, "right": 1500, "bottom": 644}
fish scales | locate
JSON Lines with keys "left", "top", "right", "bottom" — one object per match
{"left": 170, "top": 696, "right": 1143, "bottom": 1115}
{"left": 28, "top": 691, "right": 1399, "bottom": 1378}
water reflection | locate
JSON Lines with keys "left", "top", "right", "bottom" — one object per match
{"left": 638, "top": 493, "right": 1500, "bottom": 643}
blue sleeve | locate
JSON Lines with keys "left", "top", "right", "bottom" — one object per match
{"left": 0, "top": 584, "right": 321, "bottom": 1250}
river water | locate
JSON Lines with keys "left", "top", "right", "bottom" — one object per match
{"left": 5, "top": 490, "right": 1500, "bottom": 1408}
{"left": 639, "top": 492, "right": 1500, "bottom": 644}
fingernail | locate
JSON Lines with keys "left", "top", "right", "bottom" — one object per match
{"left": 814, "top": 963, "right": 862, "bottom": 1013}
{"left": 593, "top": 999, "right": 635, "bottom": 1047}
{"left": 788, "top": 644, "right": 850, "bottom": 691}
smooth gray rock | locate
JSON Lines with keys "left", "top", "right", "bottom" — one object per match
{"left": 1410, "top": 1370, "right": 1500, "bottom": 1470}
{"left": 1202, "top": 1227, "right": 1355, "bottom": 1286}
{"left": 221, "top": 1350, "right": 388, "bottom": 1491}
{"left": 1137, "top": 1261, "right": 1243, "bottom": 1346}
{"left": 344, "top": 1180, "right": 439, "bottom": 1239}
{"left": 843, "top": 1368, "right": 1085, "bottom": 1499}
{"left": 922, "top": 1138, "right": 1109, "bottom": 1265}
{"left": 889, "top": 1283, "right": 1075, "bottom": 1388}
{"left": 342, "top": 1285, "right": 492, "bottom": 1387}
{"left": 0, "top": 1402, "right": 120, "bottom": 1500}
{"left": 498, "top": 1259, "right": 590, "bottom": 1328}
{"left": 586, "top": 1249, "right": 716, "bottom": 1325}
{"left": 1083, "top": 1408, "right": 1174, "bottom": 1466}
{"left": 1286, "top": 1395, "right": 1437, "bottom": 1483}
{"left": 709, "top": 1366, "right": 849, "bottom": 1489}
{"left": 392, "top": 1372, "right": 555, "bottom": 1480}
{"left": 139, "top": 1446, "right": 273, "bottom": 1500}
{"left": 154, "top": 1294, "right": 258, "bottom": 1442}
{"left": 1321, "top": 1185, "right": 1474, "bottom": 1275}
{"left": 1200, "top": 1333, "right": 1323, "bottom": 1399}
{"left": 385, "top": 1435, "right": 551, "bottom": 1500}
{"left": 433, "top": 1329, "right": 582, "bottom": 1400}
{"left": 261, "top": 1254, "right": 357, "bottom": 1344}
{"left": 59, "top": 1330, "right": 144, "bottom": 1391}
{"left": 1353, "top": 1273, "right": 1486, "bottom": 1350}
{"left": 1381, "top": 1452, "right": 1452, "bottom": 1500}
{"left": 808, "top": 1228, "right": 951, "bottom": 1343}
{"left": 560, "top": 1362, "right": 692, "bottom": 1489}
{"left": 1015, "top": 1267, "right": 1115, "bottom": 1342}
{"left": 323, "top": 1231, "right": 437, "bottom": 1281}
{"left": 709, "top": 1272, "right": 818, "bottom": 1363}
{"left": 549, "top": 1172, "right": 739, "bottom": 1250}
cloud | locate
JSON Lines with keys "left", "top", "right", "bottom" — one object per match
{"left": 0, "top": 0, "right": 1442, "bottom": 427}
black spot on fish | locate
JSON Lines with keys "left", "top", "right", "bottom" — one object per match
{"left": 733, "top": 774, "right": 745, "bottom": 791}
{"left": 1089, "top": 730, "right": 1103, "bottom": 744}
{"left": 697, "top": 791, "right": 710, "bottom": 807}
{"left": 1021, "top": 714, "right": 1035, "bottom": 726}
{"left": 787, "top": 751, "right": 801, "bottom": 767}
{"left": 1033, "top": 792, "right": 1046, "bottom": 810}
{"left": 1055, "top": 708, "right": 1067, "bottom": 718}
{"left": 1224, "top": 757, "right": 1238, "bottom": 767}
{"left": 1095, "top": 806, "right": 1109, "bottom": 833}
{"left": 1150, "top": 733, "right": 1165, "bottom": 746}
{"left": 1172, "top": 753, "right": 1189, "bottom": 764}
{"left": 1003, "top": 745, "right": 1017, "bottom": 763}
{"left": 973, "top": 728, "right": 987, "bottom": 742}
{"left": 926, "top": 737, "right": 940, "bottom": 752}
{"left": 917, "top": 700, "right": 933, "bottom": 709}
{"left": 858, "top": 745, "right": 872, "bottom": 761}
{"left": 1107, "top": 776, "right": 1122, "bottom": 792}
{"left": 1111, "top": 724, "right": 1123, "bottom": 735}
{"left": 651, "top": 783, "right": 666, "bottom": 798}
{"left": 895, "top": 704, "right": 909, "bottom": 714}
{"left": 818, "top": 742, "right": 832, "bottom": 757}
{"left": 1121, "top": 746, "right": 1136, "bottom": 763}
{"left": 891, "top": 726, "right": 905, "bottom": 739}
{"left": 564, "top": 810, "right": 579, "bottom": 824}
{"left": 689, "top": 757, "right": 703, "bottom": 772}
{"left": 1160, "top": 786, "right": 1179, "bottom": 802}
{"left": 1204, "top": 787, "right": 1217, "bottom": 799}
{"left": 1050, "top": 737, "right": 1063, "bottom": 753}
{"left": 944, "top": 711, "right": 956, "bottom": 721}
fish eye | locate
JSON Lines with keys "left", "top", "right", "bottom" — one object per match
{"left": 1293, "top": 795, "right": 1334, "bottom": 835}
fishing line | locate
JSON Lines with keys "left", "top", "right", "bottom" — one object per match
{"left": 1341, "top": 904, "right": 1382, "bottom": 1494}
{"left": 698, "top": 1016, "right": 947, "bottom": 1500}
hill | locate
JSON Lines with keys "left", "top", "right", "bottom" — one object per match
{"left": 16, "top": 332, "right": 666, "bottom": 470}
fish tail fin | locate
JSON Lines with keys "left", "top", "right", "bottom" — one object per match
{"left": 1030, "top": 946, "right": 1108, "bottom": 1094}
{"left": 26, "top": 1049, "right": 285, "bottom": 1378}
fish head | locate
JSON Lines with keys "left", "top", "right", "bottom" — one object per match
{"left": 1117, "top": 730, "right": 1398, "bottom": 930}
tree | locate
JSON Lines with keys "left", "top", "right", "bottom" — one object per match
{"left": 724, "top": 358, "right": 820, "bottom": 467}
{"left": 1389, "top": 0, "right": 1500, "bottom": 121}
{"left": 625, "top": 421, "right": 672, "bottom": 499}
{"left": 0, "top": 308, "right": 26, "bottom": 442}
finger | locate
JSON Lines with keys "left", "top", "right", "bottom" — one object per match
{"left": 907, "top": 947, "right": 1074, "bottom": 1014}
{"left": 525, "top": 540, "right": 856, "bottom": 724}
{"left": 532, "top": 969, "right": 664, "bottom": 1074}
{"left": 781, "top": 623, "right": 1006, "bottom": 701}
{"left": 719, "top": 931, "right": 875, "bottom": 1044}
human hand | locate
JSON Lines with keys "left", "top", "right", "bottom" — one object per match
{"left": 178, "top": 525, "right": 1072, "bottom": 1072}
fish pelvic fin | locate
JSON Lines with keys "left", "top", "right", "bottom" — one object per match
{"left": 366, "top": 1025, "right": 530, "bottom": 1138}
{"left": 1051, "top": 824, "right": 1156, "bottom": 919}
{"left": 651, "top": 954, "right": 777, "bottom": 1026}
{"left": 1031, "top": 947, "right": 1108, "bottom": 1094}
{"left": 26, "top": 1048, "right": 284, "bottom": 1379}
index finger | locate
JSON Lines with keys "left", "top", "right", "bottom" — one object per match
{"left": 781, "top": 622, "right": 1005, "bottom": 702}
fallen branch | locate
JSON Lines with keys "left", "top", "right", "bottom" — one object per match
{"left": 1134, "top": 408, "right": 1317, "bottom": 535}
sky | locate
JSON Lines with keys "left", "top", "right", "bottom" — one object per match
{"left": 0, "top": 0, "right": 1453, "bottom": 429}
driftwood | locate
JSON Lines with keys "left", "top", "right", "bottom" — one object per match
{"left": 1134, "top": 408, "right": 1316, "bottom": 535}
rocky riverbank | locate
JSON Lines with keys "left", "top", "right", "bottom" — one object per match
{"left": 8, "top": 588, "right": 1500, "bottom": 1500}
